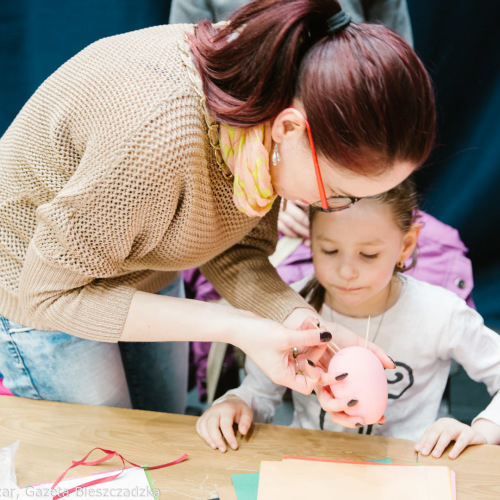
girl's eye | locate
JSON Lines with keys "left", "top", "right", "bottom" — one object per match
{"left": 361, "top": 253, "right": 379, "bottom": 259}
{"left": 322, "top": 249, "right": 338, "bottom": 255}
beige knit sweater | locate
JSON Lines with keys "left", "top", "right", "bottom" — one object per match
{"left": 0, "top": 24, "right": 312, "bottom": 342}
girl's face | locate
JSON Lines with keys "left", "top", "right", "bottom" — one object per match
{"left": 269, "top": 107, "right": 415, "bottom": 206}
{"left": 310, "top": 199, "right": 419, "bottom": 317}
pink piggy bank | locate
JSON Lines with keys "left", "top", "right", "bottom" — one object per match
{"left": 328, "top": 346, "right": 388, "bottom": 425}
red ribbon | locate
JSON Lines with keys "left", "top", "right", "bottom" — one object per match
{"left": 50, "top": 447, "right": 188, "bottom": 500}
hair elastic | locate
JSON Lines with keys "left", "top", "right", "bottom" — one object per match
{"left": 326, "top": 10, "right": 352, "bottom": 35}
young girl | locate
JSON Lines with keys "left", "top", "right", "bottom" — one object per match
{"left": 196, "top": 179, "right": 500, "bottom": 459}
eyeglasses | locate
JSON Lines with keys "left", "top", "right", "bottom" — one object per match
{"left": 294, "top": 107, "right": 364, "bottom": 213}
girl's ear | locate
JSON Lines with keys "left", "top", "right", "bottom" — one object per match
{"left": 271, "top": 107, "right": 306, "bottom": 144}
{"left": 399, "top": 222, "right": 421, "bottom": 263}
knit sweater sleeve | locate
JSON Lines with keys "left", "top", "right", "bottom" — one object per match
{"left": 199, "top": 202, "right": 315, "bottom": 323}
{"left": 17, "top": 99, "right": 184, "bottom": 342}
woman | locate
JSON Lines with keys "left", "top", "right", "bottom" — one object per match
{"left": 0, "top": 0, "right": 435, "bottom": 413}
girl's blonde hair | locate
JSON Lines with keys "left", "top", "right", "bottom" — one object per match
{"left": 300, "top": 178, "right": 419, "bottom": 311}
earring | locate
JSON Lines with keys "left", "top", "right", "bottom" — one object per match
{"left": 272, "top": 143, "right": 281, "bottom": 166}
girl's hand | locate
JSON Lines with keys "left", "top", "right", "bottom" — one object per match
{"left": 196, "top": 396, "right": 253, "bottom": 452}
{"left": 415, "top": 417, "right": 487, "bottom": 459}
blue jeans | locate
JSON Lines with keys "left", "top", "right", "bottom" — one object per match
{"left": 0, "top": 277, "right": 188, "bottom": 413}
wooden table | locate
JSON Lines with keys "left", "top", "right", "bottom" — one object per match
{"left": 1, "top": 396, "right": 499, "bottom": 499}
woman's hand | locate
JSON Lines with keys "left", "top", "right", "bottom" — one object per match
{"left": 196, "top": 396, "right": 253, "bottom": 452}
{"left": 278, "top": 200, "right": 310, "bottom": 244}
{"left": 315, "top": 319, "right": 397, "bottom": 372}
{"left": 314, "top": 383, "right": 388, "bottom": 428}
{"left": 289, "top": 317, "right": 395, "bottom": 427}
{"left": 235, "top": 315, "right": 330, "bottom": 396}
{"left": 415, "top": 417, "right": 488, "bottom": 459}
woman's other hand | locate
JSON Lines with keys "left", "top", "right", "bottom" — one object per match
{"left": 278, "top": 200, "right": 310, "bottom": 244}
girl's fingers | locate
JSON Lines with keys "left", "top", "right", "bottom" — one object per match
{"left": 236, "top": 405, "right": 254, "bottom": 436}
{"left": 196, "top": 416, "right": 220, "bottom": 451}
{"left": 219, "top": 414, "right": 239, "bottom": 451}
{"left": 449, "top": 435, "right": 469, "bottom": 459}
{"left": 430, "top": 430, "right": 457, "bottom": 458}
{"left": 415, "top": 421, "right": 449, "bottom": 456}
{"left": 448, "top": 428, "right": 485, "bottom": 459}
{"left": 287, "top": 368, "right": 321, "bottom": 395}
{"left": 206, "top": 414, "right": 232, "bottom": 452}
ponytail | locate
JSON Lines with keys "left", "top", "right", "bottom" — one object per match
{"left": 189, "top": 0, "right": 342, "bottom": 126}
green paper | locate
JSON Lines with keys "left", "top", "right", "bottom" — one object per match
{"left": 231, "top": 472, "right": 259, "bottom": 500}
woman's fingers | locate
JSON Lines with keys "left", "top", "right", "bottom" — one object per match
{"left": 277, "top": 200, "right": 310, "bottom": 239}
{"left": 286, "top": 364, "right": 322, "bottom": 394}
{"left": 286, "top": 326, "right": 333, "bottom": 351}
{"left": 315, "top": 386, "right": 365, "bottom": 428}
{"left": 319, "top": 371, "right": 348, "bottom": 386}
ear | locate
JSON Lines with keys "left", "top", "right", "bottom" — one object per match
{"left": 399, "top": 222, "right": 421, "bottom": 263}
{"left": 270, "top": 107, "right": 307, "bottom": 144}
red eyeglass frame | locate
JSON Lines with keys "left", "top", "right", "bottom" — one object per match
{"left": 290, "top": 106, "right": 329, "bottom": 210}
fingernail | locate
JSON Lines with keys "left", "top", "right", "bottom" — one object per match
{"left": 320, "top": 331, "right": 332, "bottom": 342}
{"left": 389, "top": 356, "right": 396, "bottom": 368}
{"left": 355, "top": 423, "right": 364, "bottom": 428}
{"left": 307, "top": 359, "right": 316, "bottom": 367}
{"left": 347, "top": 399, "right": 358, "bottom": 407}
{"left": 335, "top": 372, "right": 348, "bottom": 381}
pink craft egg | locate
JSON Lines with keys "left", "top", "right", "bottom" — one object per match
{"left": 328, "top": 346, "right": 388, "bottom": 425}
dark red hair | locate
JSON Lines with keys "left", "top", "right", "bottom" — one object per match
{"left": 189, "top": 0, "right": 436, "bottom": 175}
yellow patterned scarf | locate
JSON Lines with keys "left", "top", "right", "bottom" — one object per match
{"left": 219, "top": 122, "right": 277, "bottom": 217}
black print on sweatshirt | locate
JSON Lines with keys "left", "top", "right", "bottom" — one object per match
{"left": 387, "top": 361, "right": 414, "bottom": 399}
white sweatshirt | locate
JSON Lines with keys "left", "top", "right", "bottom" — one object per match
{"left": 215, "top": 274, "right": 500, "bottom": 441}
